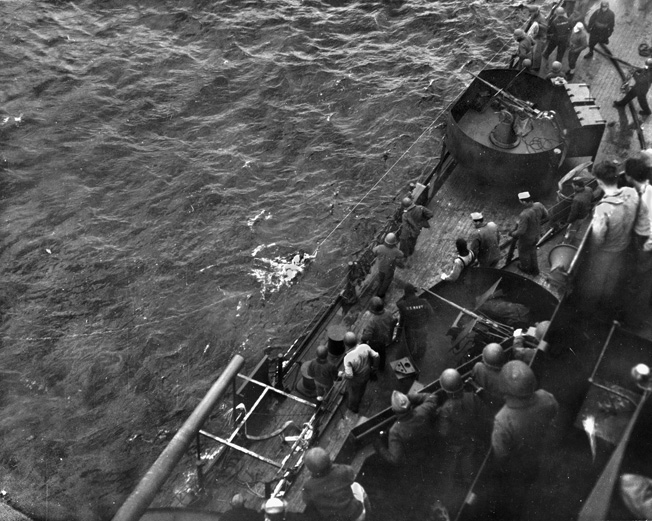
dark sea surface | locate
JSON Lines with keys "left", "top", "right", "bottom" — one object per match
{"left": 0, "top": 0, "right": 518, "bottom": 518}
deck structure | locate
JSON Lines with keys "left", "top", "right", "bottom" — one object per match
{"left": 127, "top": 2, "right": 652, "bottom": 519}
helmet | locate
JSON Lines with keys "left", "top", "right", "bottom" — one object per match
{"left": 231, "top": 494, "right": 245, "bottom": 508}
{"left": 343, "top": 331, "right": 358, "bottom": 348}
{"left": 370, "top": 296, "right": 384, "bottom": 313}
{"left": 264, "top": 497, "right": 287, "bottom": 515}
{"left": 384, "top": 232, "right": 397, "bottom": 245}
{"left": 522, "top": 58, "right": 532, "bottom": 68}
{"left": 316, "top": 343, "right": 328, "bottom": 359}
{"left": 555, "top": 7, "right": 566, "bottom": 15}
{"left": 514, "top": 28, "right": 526, "bottom": 39}
{"left": 391, "top": 390, "right": 411, "bottom": 414}
{"left": 402, "top": 196, "right": 413, "bottom": 208}
{"left": 304, "top": 447, "right": 332, "bottom": 475}
{"left": 534, "top": 320, "right": 550, "bottom": 340}
{"left": 500, "top": 360, "right": 537, "bottom": 398}
{"left": 551, "top": 61, "right": 562, "bottom": 72}
{"left": 646, "top": 58, "right": 652, "bottom": 67}
{"left": 440, "top": 368, "right": 463, "bottom": 393}
{"left": 482, "top": 343, "right": 504, "bottom": 369}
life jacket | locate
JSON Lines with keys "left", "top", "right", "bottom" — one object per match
{"left": 457, "top": 250, "right": 476, "bottom": 268}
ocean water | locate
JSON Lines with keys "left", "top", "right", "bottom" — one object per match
{"left": 0, "top": 0, "right": 518, "bottom": 518}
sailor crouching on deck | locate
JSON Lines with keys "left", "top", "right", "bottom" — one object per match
{"left": 440, "top": 238, "right": 476, "bottom": 282}
{"left": 490, "top": 360, "right": 559, "bottom": 520}
{"left": 339, "top": 332, "right": 379, "bottom": 414}
{"left": 509, "top": 191, "right": 548, "bottom": 276}
{"left": 302, "top": 447, "right": 370, "bottom": 521}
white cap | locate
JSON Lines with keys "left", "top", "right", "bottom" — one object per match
{"left": 264, "top": 497, "right": 286, "bottom": 515}
{"left": 391, "top": 390, "right": 411, "bottom": 413}
{"left": 573, "top": 22, "right": 584, "bottom": 32}
{"left": 470, "top": 212, "right": 483, "bottom": 220}
{"left": 518, "top": 191, "right": 531, "bottom": 200}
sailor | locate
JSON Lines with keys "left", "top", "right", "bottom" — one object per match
{"left": 440, "top": 238, "right": 475, "bottom": 282}
{"left": 311, "top": 343, "right": 339, "bottom": 401}
{"left": 263, "top": 497, "right": 287, "bottom": 521}
{"left": 523, "top": 5, "right": 547, "bottom": 71}
{"left": 372, "top": 232, "right": 405, "bottom": 299}
{"left": 491, "top": 360, "right": 559, "bottom": 520}
{"left": 436, "top": 369, "right": 486, "bottom": 499}
{"left": 222, "top": 493, "right": 263, "bottom": 521}
{"left": 581, "top": 160, "right": 649, "bottom": 316}
{"left": 584, "top": 1, "right": 615, "bottom": 59}
{"left": 339, "top": 332, "right": 379, "bottom": 414}
{"left": 623, "top": 154, "right": 652, "bottom": 327}
{"left": 543, "top": 7, "right": 572, "bottom": 63}
{"left": 545, "top": 61, "right": 567, "bottom": 85}
{"left": 360, "top": 296, "right": 397, "bottom": 371}
{"left": 614, "top": 58, "right": 652, "bottom": 116}
{"left": 509, "top": 191, "right": 548, "bottom": 276}
{"left": 564, "top": 178, "right": 593, "bottom": 225}
{"left": 302, "top": 447, "right": 369, "bottom": 521}
{"left": 513, "top": 28, "right": 534, "bottom": 69}
{"left": 398, "top": 196, "right": 434, "bottom": 259}
{"left": 374, "top": 389, "right": 440, "bottom": 467}
{"left": 471, "top": 343, "right": 506, "bottom": 415}
{"left": 469, "top": 212, "right": 501, "bottom": 268}
{"left": 396, "top": 283, "right": 436, "bottom": 363}
{"left": 513, "top": 320, "right": 551, "bottom": 364}
{"left": 566, "top": 22, "right": 588, "bottom": 79}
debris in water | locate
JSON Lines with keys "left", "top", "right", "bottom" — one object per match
{"left": 247, "top": 209, "right": 272, "bottom": 229}
{"left": 251, "top": 245, "right": 315, "bottom": 295}
{"left": 582, "top": 415, "right": 597, "bottom": 461}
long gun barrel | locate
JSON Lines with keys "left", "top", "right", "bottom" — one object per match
{"left": 468, "top": 72, "right": 541, "bottom": 117}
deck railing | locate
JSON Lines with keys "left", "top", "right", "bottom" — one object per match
{"left": 112, "top": 355, "right": 245, "bottom": 521}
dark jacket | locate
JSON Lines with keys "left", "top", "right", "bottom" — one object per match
{"left": 401, "top": 204, "right": 434, "bottom": 239}
{"left": 373, "top": 243, "right": 405, "bottom": 275}
{"left": 631, "top": 68, "right": 652, "bottom": 97}
{"left": 311, "top": 357, "right": 338, "bottom": 389}
{"left": 302, "top": 464, "right": 363, "bottom": 521}
{"left": 510, "top": 202, "right": 548, "bottom": 246}
{"left": 437, "top": 391, "right": 485, "bottom": 450}
{"left": 397, "top": 295, "right": 435, "bottom": 332}
{"left": 491, "top": 390, "right": 559, "bottom": 467}
{"left": 472, "top": 362, "right": 505, "bottom": 414}
{"left": 567, "top": 186, "right": 593, "bottom": 223}
{"left": 361, "top": 308, "right": 396, "bottom": 349}
{"left": 470, "top": 222, "right": 501, "bottom": 267}
{"left": 588, "top": 8, "right": 615, "bottom": 40}
{"left": 548, "top": 14, "right": 572, "bottom": 43}
{"left": 376, "top": 393, "right": 439, "bottom": 466}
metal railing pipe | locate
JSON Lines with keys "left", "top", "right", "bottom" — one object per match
{"left": 112, "top": 355, "right": 245, "bottom": 521}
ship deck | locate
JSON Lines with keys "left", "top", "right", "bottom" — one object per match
{"left": 158, "top": 0, "right": 652, "bottom": 517}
